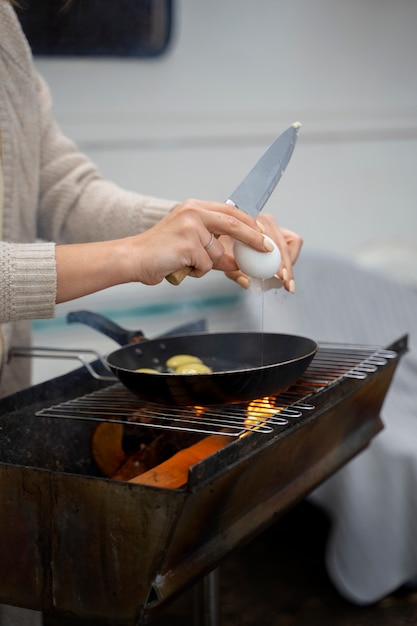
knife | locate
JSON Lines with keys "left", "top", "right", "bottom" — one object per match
{"left": 166, "top": 121, "right": 301, "bottom": 285}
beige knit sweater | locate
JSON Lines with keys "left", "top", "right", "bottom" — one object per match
{"left": 0, "top": 2, "right": 175, "bottom": 396}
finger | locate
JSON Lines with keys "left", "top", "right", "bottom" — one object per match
{"left": 188, "top": 237, "right": 226, "bottom": 279}
{"left": 223, "top": 268, "right": 251, "bottom": 290}
{"left": 174, "top": 199, "right": 266, "bottom": 250}
{"left": 205, "top": 237, "right": 225, "bottom": 266}
{"left": 172, "top": 198, "right": 260, "bottom": 231}
{"left": 281, "top": 227, "right": 304, "bottom": 264}
{"left": 276, "top": 229, "right": 303, "bottom": 293}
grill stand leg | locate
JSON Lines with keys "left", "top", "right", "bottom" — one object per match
{"left": 193, "top": 568, "right": 221, "bottom": 626}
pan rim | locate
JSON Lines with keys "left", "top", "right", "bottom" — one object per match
{"left": 106, "top": 332, "right": 318, "bottom": 377}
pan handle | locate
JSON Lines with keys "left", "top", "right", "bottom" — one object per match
{"left": 67, "top": 310, "right": 208, "bottom": 345}
{"left": 10, "top": 346, "right": 116, "bottom": 381}
{"left": 67, "top": 310, "right": 144, "bottom": 345}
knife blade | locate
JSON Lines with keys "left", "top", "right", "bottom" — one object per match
{"left": 226, "top": 121, "right": 301, "bottom": 216}
{"left": 166, "top": 121, "right": 301, "bottom": 285}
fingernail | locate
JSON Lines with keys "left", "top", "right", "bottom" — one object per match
{"left": 263, "top": 237, "right": 274, "bottom": 252}
{"left": 237, "top": 276, "right": 250, "bottom": 289}
{"left": 289, "top": 279, "right": 295, "bottom": 293}
{"left": 256, "top": 220, "right": 266, "bottom": 233}
{"left": 282, "top": 267, "right": 289, "bottom": 281}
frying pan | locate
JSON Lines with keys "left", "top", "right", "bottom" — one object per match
{"left": 68, "top": 311, "right": 318, "bottom": 406}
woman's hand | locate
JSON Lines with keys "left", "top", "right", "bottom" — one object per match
{"left": 220, "top": 213, "right": 303, "bottom": 293}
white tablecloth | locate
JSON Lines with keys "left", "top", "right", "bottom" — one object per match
{"left": 243, "top": 250, "right": 417, "bottom": 604}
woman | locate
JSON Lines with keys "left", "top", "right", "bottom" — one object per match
{"left": 0, "top": 0, "right": 302, "bottom": 398}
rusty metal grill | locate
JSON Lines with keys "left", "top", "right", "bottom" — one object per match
{"left": 35, "top": 343, "right": 397, "bottom": 437}
{"left": 0, "top": 336, "right": 405, "bottom": 626}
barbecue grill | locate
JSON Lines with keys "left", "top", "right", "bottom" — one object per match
{"left": 0, "top": 331, "right": 407, "bottom": 625}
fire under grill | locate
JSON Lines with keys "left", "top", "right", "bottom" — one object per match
{"left": 0, "top": 336, "right": 407, "bottom": 625}
{"left": 35, "top": 342, "right": 397, "bottom": 437}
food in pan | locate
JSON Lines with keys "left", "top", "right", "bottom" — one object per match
{"left": 166, "top": 353, "right": 212, "bottom": 373}
{"left": 133, "top": 354, "right": 212, "bottom": 375}
{"left": 166, "top": 354, "right": 203, "bottom": 369}
{"left": 174, "top": 362, "right": 212, "bottom": 374}
{"left": 167, "top": 354, "right": 212, "bottom": 374}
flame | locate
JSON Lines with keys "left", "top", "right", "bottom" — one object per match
{"left": 240, "top": 396, "right": 284, "bottom": 437}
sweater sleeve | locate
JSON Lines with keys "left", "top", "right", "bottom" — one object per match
{"left": 0, "top": 241, "right": 56, "bottom": 323}
{"left": 36, "top": 74, "right": 176, "bottom": 244}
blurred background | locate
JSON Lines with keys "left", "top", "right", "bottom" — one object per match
{"left": 24, "top": 0, "right": 417, "bottom": 381}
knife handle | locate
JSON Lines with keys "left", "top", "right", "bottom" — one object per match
{"left": 165, "top": 266, "right": 192, "bottom": 286}
{"left": 166, "top": 233, "right": 221, "bottom": 286}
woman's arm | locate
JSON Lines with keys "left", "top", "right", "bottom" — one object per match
{"left": 35, "top": 73, "right": 175, "bottom": 245}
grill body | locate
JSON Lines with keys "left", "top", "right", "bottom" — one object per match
{"left": 0, "top": 338, "right": 406, "bottom": 625}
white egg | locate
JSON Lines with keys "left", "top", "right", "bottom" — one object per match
{"left": 233, "top": 236, "right": 281, "bottom": 280}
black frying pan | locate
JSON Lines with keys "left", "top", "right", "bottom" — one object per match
{"left": 68, "top": 311, "right": 318, "bottom": 406}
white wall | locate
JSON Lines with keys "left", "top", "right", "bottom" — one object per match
{"left": 31, "top": 0, "right": 417, "bottom": 379}
{"left": 37, "top": 0, "right": 417, "bottom": 256}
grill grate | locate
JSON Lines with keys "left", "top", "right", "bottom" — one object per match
{"left": 36, "top": 343, "right": 397, "bottom": 437}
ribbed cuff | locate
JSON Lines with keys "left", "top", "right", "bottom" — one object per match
{"left": 0, "top": 242, "right": 57, "bottom": 322}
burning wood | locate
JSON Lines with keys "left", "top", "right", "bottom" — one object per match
{"left": 91, "top": 398, "right": 286, "bottom": 485}
{"left": 128, "top": 435, "right": 230, "bottom": 488}
{"left": 90, "top": 409, "right": 228, "bottom": 486}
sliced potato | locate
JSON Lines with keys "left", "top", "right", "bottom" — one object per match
{"left": 134, "top": 368, "right": 161, "bottom": 374}
{"left": 166, "top": 354, "right": 202, "bottom": 369}
{"left": 175, "top": 362, "right": 212, "bottom": 374}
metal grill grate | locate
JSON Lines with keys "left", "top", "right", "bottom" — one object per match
{"left": 36, "top": 343, "right": 397, "bottom": 437}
